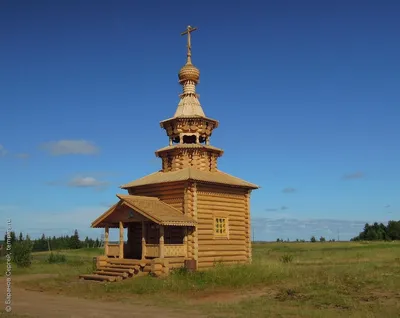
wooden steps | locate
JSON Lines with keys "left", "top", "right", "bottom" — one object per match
{"left": 80, "top": 259, "right": 152, "bottom": 282}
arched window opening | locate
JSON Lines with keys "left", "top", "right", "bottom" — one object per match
{"left": 182, "top": 135, "right": 197, "bottom": 144}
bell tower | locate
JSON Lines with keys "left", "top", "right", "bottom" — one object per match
{"left": 155, "top": 26, "right": 223, "bottom": 172}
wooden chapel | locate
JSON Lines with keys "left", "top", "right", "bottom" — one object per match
{"left": 82, "top": 26, "right": 259, "bottom": 281}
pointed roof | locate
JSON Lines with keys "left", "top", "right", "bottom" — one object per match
{"left": 91, "top": 194, "right": 196, "bottom": 228}
{"left": 120, "top": 167, "right": 259, "bottom": 189}
{"left": 174, "top": 94, "right": 205, "bottom": 117}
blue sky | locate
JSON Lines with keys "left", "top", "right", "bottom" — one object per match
{"left": 0, "top": 0, "right": 399, "bottom": 241}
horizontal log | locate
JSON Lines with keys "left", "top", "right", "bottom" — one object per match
{"left": 199, "top": 244, "right": 246, "bottom": 251}
{"left": 98, "top": 267, "right": 134, "bottom": 274}
{"left": 198, "top": 250, "right": 247, "bottom": 257}
{"left": 197, "top": 234, "right": 246, "bottom": 240}
{"left": 107, "top": 259, "right": 151, "bottom": 266}
{"left": 79, "top": 274, "right": 117, "bottom": 282}
{"left": 197, "top": 188, "right": 246, "bottom": 196}
{"left": 103, "top": 264, "right": 136, "bottom": 270}
{"left": 199, "top": 239, "right": 245, "bottom": 246}
{"left": 197, "top": 196, "right": 245, "bottom": 204}
{"left": 197, "top": 202, "right": 245, "bottom": 210}
{"left": 94, "top": 271, "right": 128, "bottom": 277}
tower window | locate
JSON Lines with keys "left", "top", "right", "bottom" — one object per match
{"left": 172, "top": 136, "right": 180, "bottom": 144}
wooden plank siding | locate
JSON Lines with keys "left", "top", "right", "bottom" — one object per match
{"left": 195, "top": 183, "right": 250, "bottom": 269}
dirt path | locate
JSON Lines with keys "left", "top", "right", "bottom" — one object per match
{"left": 1, "top": 275, "right": 206, "bottom": 318}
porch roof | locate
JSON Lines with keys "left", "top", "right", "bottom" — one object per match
{"left": 91, "top": 194, "right": 196, "bottom": 228}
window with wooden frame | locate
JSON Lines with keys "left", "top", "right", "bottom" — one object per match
{"left": 214, "top": 217, "right": 229, "bottom": 238}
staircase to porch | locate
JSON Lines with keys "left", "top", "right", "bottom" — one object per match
{"left": 79, "top": 256, "right": 184, "bottom": 282}
{"left": 79, "top": 258, "right": 152, "bottom": 282}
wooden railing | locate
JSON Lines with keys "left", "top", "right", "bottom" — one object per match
{"left": 107, "top": 244, "right": 120, "bottom": 258}
{"left": 145, "top": 244, "right": 186, "bottom": 258}
{"left": 145, "top": 244, "right": 160, "bottom": 257}
{"left": 165, "top": 244, "right": 187, "bottom": 257}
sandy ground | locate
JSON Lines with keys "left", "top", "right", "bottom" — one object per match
{"left": 1, "top": 275, "right": 206, "bottom": 318}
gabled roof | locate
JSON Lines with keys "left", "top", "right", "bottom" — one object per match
{"left": 120, "top": 167, "right": 259, "bottom": 189}
{"left": 91, "top": 194, "right": 196, "bottom": 228}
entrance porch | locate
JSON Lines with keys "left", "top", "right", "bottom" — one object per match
{"left": 104, "top": 221, "right": 189, "bottom": 259}
{"left": 84, "top": 194, "right": 196, "bottom": 280}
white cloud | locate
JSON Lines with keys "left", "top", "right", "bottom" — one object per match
{"left": 68, "top": 176, "right": 108, "bottom": 188}
{"left": 0, "top": 144, "right": 8, "bottom": 157}
{"left": 40, "top": 140, "right": 99, "bottom": 156}
{"left": 48, "top": 175, "right": 109, "bottom": 190}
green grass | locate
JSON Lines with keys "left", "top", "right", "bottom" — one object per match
{"left": 3, "top": 243, "right": 400, "bottom": 317}
{"left": 0, "top": 248, "right": 102, "bottom": 277}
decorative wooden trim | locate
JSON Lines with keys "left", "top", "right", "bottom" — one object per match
{"left": 197, "top": 191, "right": 246, "bottom": 198}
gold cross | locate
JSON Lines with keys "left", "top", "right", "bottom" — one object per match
{"left": 181, "top": 25, "right": 197, "bottom": 62}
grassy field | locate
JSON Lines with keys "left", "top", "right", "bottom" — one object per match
{"left": 1, "top": 242, "right": 400, "bottom": 317}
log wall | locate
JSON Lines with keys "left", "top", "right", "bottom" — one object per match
{"left": 195, "top": 183, "right": 250, "bottom": 269}
{"left": 127, "top": 182, "right": 185, "bottom": 212}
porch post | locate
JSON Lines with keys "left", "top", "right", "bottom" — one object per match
{"left": 141, "top": 221, "right": 146, "bottom": 259}
{"left": 183, "top": 227, "right": 188, "bottom": 257}
{"left": 159, "top": 225, "right": 165, "bottom": 258}
{"left": 119, "top": 221, "right": 124, "bottom": 259}
{"left": 104, "top": 226, "right": 109, "bottom": 257}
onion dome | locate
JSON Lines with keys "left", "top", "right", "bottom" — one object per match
{"left": 178, "top": 61, "right": 200, "bottom": 84}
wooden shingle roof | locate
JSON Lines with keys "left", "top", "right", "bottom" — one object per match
{"left": 91, "top": 194, "right": 195, "bottom": 228}
{"left": 120, "top": 167, "right": 259, "bottom": 189}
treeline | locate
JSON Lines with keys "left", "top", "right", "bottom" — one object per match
{"left": 276, "top": 236, "right": 336, "bottom": 243}
{"left": 351, "top": 220, "right": 400, "bottom": 241}
{"left": 3, "top": 229, "right": 101, "bottom": 252}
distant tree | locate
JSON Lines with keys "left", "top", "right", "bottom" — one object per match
{"left": 95, "top": 238, "right": 100, "bottom": 247}
{"left": 18, "top": 232, "right": 23, "bottom": 242}
{"left": 276, "top": 238, "right": 281, "bottom": 242}
{"left": 319, "top": 236, "right": 326, "bottom": 242}
{"left": 387, "top": 221, "right": 400, "bottom": 240}
{"left": 12, "top": 240, "right": 33, "bottom": 267}
{"left": 310, "top": 236, "right": 316, "bottom": 243}
{"left": 296, "top": 239, "right": 299, "bottom": 242}
{"left": 69, "top": 229, "right": 81, "bottom": 249}
{"left": 351, "top": 220, "right": 400, "bottom": 241}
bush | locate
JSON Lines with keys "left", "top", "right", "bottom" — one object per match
{"left": 310, "top": 236, "right": 316, "bottom": 243}
{"left": 280, "top": 254, "right": 294, "bottom": 263}
{"left": 12, "top": 240, "right": 33, "bottom": 267}
{"left": 47, "top": 252, "right": 67, "bottom": 264}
